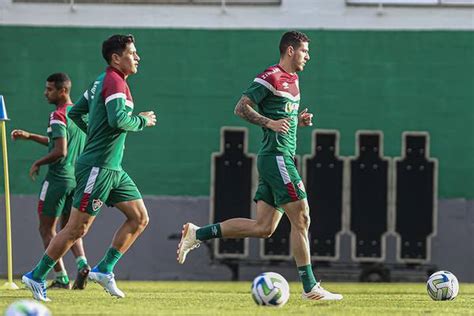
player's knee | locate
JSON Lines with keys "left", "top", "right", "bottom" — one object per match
{"left": 79, "top": 226, "right": 89, "bottom": 238}
{"left": 303, "top": 212, "right": 311, "bottom": 229}
{"left": 301, "top": 212, "right": 311, "bottom": 230}
{"left": 293, "top": 211, "right": 310, "bottom": 231}
{"left": 137, "top": 214, "right": 149, "bottom": 231}
{"left": 130, "top": 213, "right": 149, "bottom": 233}
{"left": 69, "top": 225, "right": 89, "bottom": 240}
{"left": 256, "top": 225, "right": 274, "bottom": 239}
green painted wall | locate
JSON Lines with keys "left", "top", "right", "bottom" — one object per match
{"left": 0, "top": 27, "right": 472, "bottom": 198}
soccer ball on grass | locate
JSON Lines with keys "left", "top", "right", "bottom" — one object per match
{"left": 5, "top": 299, "right": 51, "bottom": 316}
{"left": 251, "top": 272, "right": 290, "bottom": 307}
{"left": 426, "top": 270, "right": 459, "bottom": 301}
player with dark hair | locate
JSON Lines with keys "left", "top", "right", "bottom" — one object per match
{"left": 178, "top": 31, "right": 343, "bottom": 301}
{"left": 12, "top": 73, "right": 90, "bottom": 290}
{"left": 22, "top": 34, "right": 156, "bottom": 302}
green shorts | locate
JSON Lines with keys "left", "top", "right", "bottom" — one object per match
{"left": 37, "top": 179, "right": 75, "bottom": 217}
{"left": 254, "top": 155, "right": 307, "bottom": 213}
{"left": 72, "top": 164, "right": 142, "bottom": 216}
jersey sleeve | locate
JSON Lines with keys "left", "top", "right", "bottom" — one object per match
{"left": 50, "top": 111, "right": 67, "bottom": 139}
{"left": 69, "top": 90, "right": 90, "bottom": 133}
{"left": 243, "top": 80, "right": 271, "bottom": 105}
{"left": 102, "top": 75, "right": 147, "bottom": 132}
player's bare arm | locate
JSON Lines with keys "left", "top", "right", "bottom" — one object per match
{"left": 234, "top": 95, "right": 291, "bottom": 134}
{"left": 11, "top": 129, "right": 49, "bottom": 146}
{"left": 298, "top": 108, "right": 314, "bottom": 127}
{"left": 29, "top": 137, "right": 67, "bottom": 181}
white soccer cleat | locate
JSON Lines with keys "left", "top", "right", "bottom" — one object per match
{"left": 22, "top": 272, "right": 51, "bottom": 302}
{"left": 88, "top": 268, "right": 125, "bottom": 298}
{"left": 302, "top": 282, "right": 343, "bottom": 301}
{"left": 177, "top": 223, "right": 201, "bottom": 264}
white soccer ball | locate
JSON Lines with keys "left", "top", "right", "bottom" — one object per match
{"left": 251, "top": 272, "right": 290, "bottom": 307}
{"left": 426, "top": 270, "right": 459, "bottom": 301}
{"left": 4, "top": 299, "right": 51, "bottom": 316}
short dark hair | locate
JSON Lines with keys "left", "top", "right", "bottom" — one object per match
{"left": 279, "top": 31, "right": 310, "bottom": 56}
{"left": 102, "top": 34, "right": 135, "bottom": 64}
{"left": 46, "top": 73, "right": 71, "bottom": 91}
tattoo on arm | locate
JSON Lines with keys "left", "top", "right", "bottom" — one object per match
{"left": 234, "top": 95, "right": 270, "bottom": 127}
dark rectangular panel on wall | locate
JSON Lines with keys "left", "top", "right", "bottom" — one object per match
{"left": 349, "top": 131, "right": 389, "bottom": 261}
{"left": 211, "top": 127, "right": 254, "bottom": 259}
{"left": 304, "top": 130, "right": 343, "bottom": 260}
{"left": 395, "top": 132, "right": 437, "bottom": 263}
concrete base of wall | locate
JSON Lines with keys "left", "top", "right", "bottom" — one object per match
{"left": 0, "top": 196, "right": 472, "bottom": 282}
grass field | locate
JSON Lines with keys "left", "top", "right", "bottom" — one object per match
{"left": 1, "top": 281, "right": 473, "bottom": 315}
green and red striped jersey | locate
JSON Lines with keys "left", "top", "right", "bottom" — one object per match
{"left": 243, "top": 64, "right": 301, "bottom": 157}
{"left": 46, "top": 104, "right": 86, "bottom": 182}
{"left": 69, "top": 67, "right": 147, "bottom": 171}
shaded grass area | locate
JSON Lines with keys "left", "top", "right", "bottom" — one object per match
{"left": 1, "top": 281, "right": 473, "bottom": 315}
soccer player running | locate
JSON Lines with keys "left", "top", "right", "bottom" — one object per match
{"left": 22, "top": 34, "right": 156, "bottom": 302}
{"left": 178, "top": 31, "right": 343, "bottom": 301}
{"left": 11, "top": 73, "right": 90, "bottom": 290}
